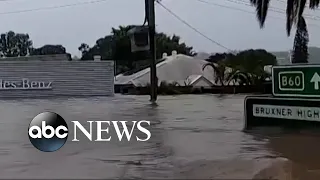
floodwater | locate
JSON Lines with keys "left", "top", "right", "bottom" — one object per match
{"left": 0, "top": 94, "right": 319, "bottom": 179}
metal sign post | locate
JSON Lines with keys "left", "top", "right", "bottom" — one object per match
{"left": 148, "top": 0, "right": 157, "bottom": 102}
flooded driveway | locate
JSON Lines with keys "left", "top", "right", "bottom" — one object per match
{"left": 0, "top": 94, "right": 319, "bottom": 179}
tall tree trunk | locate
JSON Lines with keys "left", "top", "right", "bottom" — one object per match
{"left": 292, "top": 16, "right": 309, "bottom": 64}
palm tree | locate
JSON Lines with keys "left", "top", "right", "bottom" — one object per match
{"left": 250, "top": 0, "right": 318, "bottom": 63}
{"left": 226, "top": 60, "right": 271, "bottom": 86}
{"left": 292, "top": 16, "right": 309, "bottom": 63}
{"left": 202, "top": 61, "right": 227, "bottom": 86}
{"left": 226, "top": 69, "right": 252, "bottom": 85}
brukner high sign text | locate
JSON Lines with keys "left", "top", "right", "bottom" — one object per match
{"left": 0, "top": 78, "right": 52, "bottom": 90}
{"left": 253, "top": 104, "right": 320, "bottom": 121}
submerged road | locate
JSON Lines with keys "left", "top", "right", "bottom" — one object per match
{"left": 0, "top": 94, "right": 319, "bottom": 179}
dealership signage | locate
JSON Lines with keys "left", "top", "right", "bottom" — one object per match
{"left": 0, "top": 78, "right": 52, "bottom": 90}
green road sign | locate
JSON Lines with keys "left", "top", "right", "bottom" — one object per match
{"left": 272, "top": 65, "right": 320, "bottom": 98}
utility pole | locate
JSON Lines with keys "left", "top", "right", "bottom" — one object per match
{"left": 147, "top": 0, "right": 157, "bottom": 102}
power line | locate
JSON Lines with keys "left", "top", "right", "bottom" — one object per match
{"left": 194, "top": 0, "right": 320, "bottom": 28}
{"left": 157, "top": 1, "right": 232, "bottom": 51}
{"left": 0, "top": 0, "right": 109, "bottom": 15}
{"left": 0, "top": 0, "right": 22, "bottom": 1}
{"left": 274, "top": 0, "right": 287, "bottom": 3}
{"left": 274, "top": 0, "right": 314, "bottom": 7}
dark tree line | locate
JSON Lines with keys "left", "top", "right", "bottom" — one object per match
{"left": 1, "top": 17, "right": 313, "bottom": 75}
{"left": 78, "top": 25, "right": 196, "bottom": 74}
{"left": 203, "top": 49, "right": 277, "bottom": 86}
{"left": 0, "top": 28, "right": 195, "bottom": 74}
{"left": 0, "top": 31, "right": 70, "bottom": 59}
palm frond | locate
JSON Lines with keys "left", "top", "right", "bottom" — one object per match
{"left": 251, "top": 0, "right": 318, "bottom": 36}
{"left": 289, "top": 0, "right": 307, "bottom": 35}
{"left": 226, "top": 69, "right": 252, "bottom": 85}
{"left": 202, "top": 62, "right": 226, "bottom": 86}
{"left": 286, "top": 0, "right": 295, "bottom": 35}
{"left": 309, "top": 0, "right": 320, "bottom": 9}
{"left": 250, "top": 0, "right": 271, "bottom": 28}
{"left": 297, "top": 0, "right": 307, "bottom": 17}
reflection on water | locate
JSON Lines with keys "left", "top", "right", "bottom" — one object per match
{"left": 0, "top": 94, "right": 318, "bottom": 179}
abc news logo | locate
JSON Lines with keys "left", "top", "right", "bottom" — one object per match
{"left": 28, "top": 112, "right": 151, "bottom": 152}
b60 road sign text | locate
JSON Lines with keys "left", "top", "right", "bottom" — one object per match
{"left": 278, "top": 71, "right": 304, "bottom": 91}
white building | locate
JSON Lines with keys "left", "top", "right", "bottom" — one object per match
{"left": 115, "top": 51, "right": 217, "bottom": 88}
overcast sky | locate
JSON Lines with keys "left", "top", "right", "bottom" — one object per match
{"left": 1, "top": 0, "right": 320, "bottom": 57}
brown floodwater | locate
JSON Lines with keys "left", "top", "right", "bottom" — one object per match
{"left": 0, "top": 94, "right": 319, "bottom": 179}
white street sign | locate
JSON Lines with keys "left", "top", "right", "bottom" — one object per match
{"left": 253, "top": 104, "right": 320, "bottom": 122}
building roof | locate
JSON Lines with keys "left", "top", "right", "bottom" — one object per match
{"left": 0, "top": 54, "right": 71, "bottom": 61}
{"left": 115, "top": 54, "right": 216, "bottom": 86}
{"left": 186, "top": 75, "right": 203, "bottom": 85}
{"left": 186, "top": 75, "right": 215, "bottom": 86}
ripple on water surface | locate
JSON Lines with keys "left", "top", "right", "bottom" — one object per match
{"left": 0, "top": 94, "right": 305, "bottom": 179}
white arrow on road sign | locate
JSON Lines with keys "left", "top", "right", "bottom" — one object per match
{"left": 310, "top": 72, "right": 320, "bottom": 90}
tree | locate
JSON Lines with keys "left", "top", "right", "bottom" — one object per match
{"left": 78, "top": 36, "right": 114, "bottom": 61}
{"left": 202, "top": 61, "right": 227, "bottom": 86}
{"left": 30, "top": 44, "right": 72, "bottom": 60}
{"left": 206, "top": 52, "right": 235, "bottom": 63}
{"left": 0, "top": 31, "right": 33, "bottom": 57}
{"left": 30, "top": 44, "right": 67, "bottom": 55}
{"left": 203, "top": 49, "right": 277, "bottom": 86}
{"left": 225, "top": 49, "right": 277, "bottom": 85}
{"left": 111, "top": 26, "right": 135, "bottom": 69}
{"left": 226, "top": 63, "right": 270, "bottom": 86}
{"left": 79, "top": 25, "right": 195, "bottom": 74}
{"left": 225, "top": 49, "right": 277, "bottom": 71}
{"left": 226, "top": 69, "right": 252, "bottom": 85}
{"left": 0, "top": 31, "right": 71, "bottom": 59}
{"left": 292, "top": 16, "right": 309, "bottom": 63}
{"left": 249, "top": 0, "right": 319, "bottom": 63}
{"left": 155, "top": 33, "right": 195, "bottom": 57}
{"left": 78, "top": 43, "right": 90, "bottom": 56}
